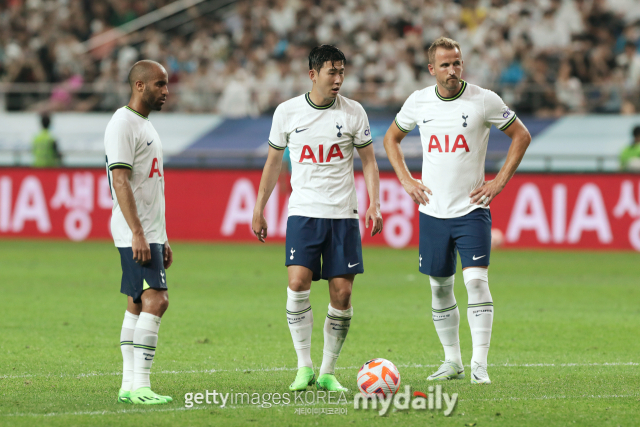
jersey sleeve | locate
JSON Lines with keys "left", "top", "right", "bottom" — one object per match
{"left": 484, "top": 90, "right": 517, "bottom": 131}
{"left": 267, "top": 104, "right": 288, "bottom": 150}
{"left": 104, "top": 119, "right": 135, "bottom": 170}
{"left": 353, "top": 104, "right": 372, "bottom": 149}
{"left": 394, "top": 91, "right": 418, "bottom": 133}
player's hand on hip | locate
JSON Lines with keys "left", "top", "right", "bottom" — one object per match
{"left": 470, "top": 180, "right": 503, "bottom": 206}
{"left": 365, "top": 205, "right": 383, "bottom": 237}
{"left": 132, "top": 231, "right": 151, "bottom": 265}
{"left": 252, "top": 210, "right": 268, "bottom": 243}
{"left": 163, "top": 241, "right": 173, "bottom": 269}
{"left": 400, "top": 177, "right": 432, "bottom": 205}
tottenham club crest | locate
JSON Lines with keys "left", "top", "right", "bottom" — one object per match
{"left": 462, "top": 113, "right": 468, "bottom": 127}
{"left": 336, "top": 123, "right": 343, "bottom": 137}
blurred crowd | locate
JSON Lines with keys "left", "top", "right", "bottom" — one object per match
{"left": 1, "top": 0, "right": 640, "bottom": 117}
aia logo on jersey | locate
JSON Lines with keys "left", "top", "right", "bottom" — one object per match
{"left": 428, "top": 135, "right": 470, "bottom": 153}
{"left": 149, "top": 158, "right": 162, "bottom": 177}
{"left": 299, "top": 144, "right": 344, "bottom": 163}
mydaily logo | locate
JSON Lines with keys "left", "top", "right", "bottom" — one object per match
{"left": 354, "top": 385, "right": 458, "bottom": 416}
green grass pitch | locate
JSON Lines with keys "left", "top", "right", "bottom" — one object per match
{"left": 0, "top": 240, "right": 638, "bottom": 426}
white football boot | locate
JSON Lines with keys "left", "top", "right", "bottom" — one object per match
{"left": 427, "top": 361, "right": 465, "bottom": 381}
{"left": 470, "top": 361, "right": 491, "bottom": 384}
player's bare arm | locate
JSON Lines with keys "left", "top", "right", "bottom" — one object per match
{"left": 383, "top": 121, "right": 432, "bottom": 205}
{"left": 111, "top": 168, "right": 151, "bottom": 264}
{"left": 164, "top": 240, "right": 173, "bottom": 269}
{"left": 469, "top": 119, "right": 531, "bottom": 206}
{"left": 252, "top": 146, "right": 285, "bottom": 242}
{"left": 357, "top": 143, "right": 383, "bottom": 236}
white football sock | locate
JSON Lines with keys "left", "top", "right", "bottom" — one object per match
{"left": 320, "top": 304, "right": 353, "bottom": 376}
{"left": 286, "top": 288, "right": 313, "bottom": 369}
{"left": 430, "top": 275, "right": 463, "bottom": 368}
{"left": 464, "top": 268, "right": 493, "bottom": 366}
{"left": 120, "top": 310, "right": 138, "bottom": 391}
{"left": 132, "top": 312, "right": 161, "bottom": 391}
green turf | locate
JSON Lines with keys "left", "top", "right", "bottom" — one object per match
{"left": 0, "top": 240, "right": 638, "bottom": 426}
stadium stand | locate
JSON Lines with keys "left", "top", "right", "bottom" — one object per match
{"left": 1, "top": 0, "right": 639, "bottom": 116}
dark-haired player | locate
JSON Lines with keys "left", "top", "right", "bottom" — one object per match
{"left": 252, "top": 45, "right": 383, "bottom": 392}
{"left": 104, "top": 60, "right": 173, "bottom": 404}
{"left": 384, "top": 37, "right": 531, "bottom": 384}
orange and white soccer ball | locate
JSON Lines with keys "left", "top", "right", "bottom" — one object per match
{"left": 357, "top": 358, "right": 401, "bottom": 397}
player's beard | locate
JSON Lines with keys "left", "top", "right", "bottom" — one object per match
{"left": 441, "top": 76, "right": 460, "bottom": 92}
{"left": 143, "top": 88, "right": 164, "bottom": 111}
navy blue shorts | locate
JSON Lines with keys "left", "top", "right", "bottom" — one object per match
{"left": 419, "top": 208, "right": 491, "bottom": 277}
{"left": 117, "top": 243, "right": 168, "bottom": 303}
{"left": 285, "top": 216, "right": 364, "bottom": 281}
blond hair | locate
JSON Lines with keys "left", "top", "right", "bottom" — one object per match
{"left": 428, "top": 37, "right": 462, "bottom": 64}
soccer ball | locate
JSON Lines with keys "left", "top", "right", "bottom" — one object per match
{"left": 357, "top": 358, "right": 401, "bottom": 397}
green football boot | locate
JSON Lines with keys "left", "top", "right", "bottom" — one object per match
{"left": 130, "top": 387, "right": 171, "bottom": 405}
{"left": 157, "top": 393, "right": 173, "bottom": 402}
{"left": 316, "top": 374, "right": 348, "bottom": 392}
{"left": 289, "top": 367, "right": 316, "bottom": 391}
{"left": 117, "top": 389, "right": 133, "bottom": 404}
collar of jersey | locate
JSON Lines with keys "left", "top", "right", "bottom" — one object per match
{"left": 124, "top": 106, "right": 149, "bottom": 120}
{"left": 305, "top": 92, "right": 335, "bottom": 110}
{"left": 435, "top": 80, "right": 467, "bottom": 102}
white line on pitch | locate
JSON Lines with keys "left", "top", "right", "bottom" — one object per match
{"left": 2, "top": 394, "right": 637, "bottom": 418}
{"left": 2, "top": 406, "right": 209, "bottom": 418}
{"left": 1, "top": 362, "right": 637, "bottom": 380}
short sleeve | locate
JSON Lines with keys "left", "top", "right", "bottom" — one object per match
{"left": 267, "top": 104, "right": 288, "bottom": 150}
{"left": 353, "top": 104, "right": 372, "bottom": 148}
{"left": 394, "top": 91, "right": 418, "bottom": 133}
{"left": 484, "top": 90, "right": 517, "bottom": 131}
{"left": 105, "top": 119, "right": 135, "bottom": 170}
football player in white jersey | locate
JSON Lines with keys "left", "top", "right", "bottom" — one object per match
{"left": 104, "top": 60, "right": 173, "bottom": 404}
{"left": 252, "top": 45, "right": 383, "bottom": 392}
{"left": 383, "top": 37, "right": 532, "bottom": 384}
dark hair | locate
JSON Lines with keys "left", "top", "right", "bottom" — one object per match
{"left": 308, "top": 45, "right": 346, "bottom": 73}
{"left": 41, "top": 113, "right": 51, "bottom": 129}
{"left": 633, "top": 125, "right": 640, "bottom": 139}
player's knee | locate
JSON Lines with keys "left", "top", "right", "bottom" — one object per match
{"left": 288, "top": 278, "right": 310, "bottom": 292}
{"left": 332, "top": 286, "right": 352, "bottom": 306}
{"left": 429, "top": 275, "right": 454, "bottom": 298}
{"left": 159, "top": 293, "right": 169, "bottom": 313}
{"left": 151, "top": 292, "right": 169, "bottom": 316}
{"left": 463, "top": 268, "right": 488, "bottom": 287}
{"left": 463, "top": 268, "right": 491, "bottom": 303}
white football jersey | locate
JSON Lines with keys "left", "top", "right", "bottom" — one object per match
{"left": 395, "top": 80, "right": 517, "bottom": 218}
{"left": 268, "top": 93, "right": 372, "bottom": 219}
{"left": 104, "top": 106, "right": 167, "bottom": 247}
